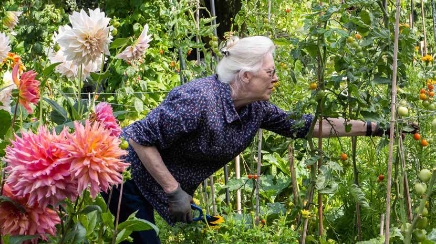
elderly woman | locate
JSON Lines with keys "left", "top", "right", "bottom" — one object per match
{"left": 107, "top": 36, "right": 383, "bottom": 244}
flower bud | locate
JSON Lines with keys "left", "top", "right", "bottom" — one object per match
{"left": 3, "top": 11, "right": 22, "bottom": 30}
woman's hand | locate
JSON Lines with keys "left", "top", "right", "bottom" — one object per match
{"left": 166, "top": 184, "right": 193, "bottom": 223}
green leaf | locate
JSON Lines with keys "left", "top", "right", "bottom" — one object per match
{"left": 0, "top": 110, "right": 12, "bottom": 139}
{"left": 86, "top": 210, "right": 99, "bottom": 233}
{"left": 44, "top": 98, "right": 69, "bottom": 125}
{"left": 110, "top": 38, "right": 130, "bottom": 49}
{"left": 8, "top": 235, "right": 39, "bottom": 244}
{"left": 0, "top": 196, "right": 26, "bottom": 213}
{"left": 63, "top": 223, "right": 86, "bottom": 244}
{"left": 350, "top": 184, "right": 370, "bottom": 209}
{"left": 116, "top": 212, "right": 158, "bottom": 243}
{"left": 81, "top": 205, "right": 103, "bottom": 215}
{"left": 133, "top": 97, "right": 144, "bottom": 113}
{"left": 90, "top": 71, "right": 111, "bottom": 83}
{"left": 40, "top": 62, "right": 61, "bottom": 78}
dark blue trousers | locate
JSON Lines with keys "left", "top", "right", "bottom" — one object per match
{"left": 102, "top": 179, "right": 161, "bottom": 244}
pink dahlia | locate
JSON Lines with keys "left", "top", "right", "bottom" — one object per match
{"left": 12, "top": 64, "right": 40, "bottom": 114}
{"left": 57, "top": 120, "right": 129, "bottom": 198}
{"left": 90, "top": 102, "right": 121, "bottom": 137}
{"left": 0, "top": 184, "right": 60, "bottom": 242}
{"left": 4, "top": 126, "right": 79, "bottom": 208}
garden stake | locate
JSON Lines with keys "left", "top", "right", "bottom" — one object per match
{"left": 255, "top": 129, "right": 262, "bottom": 225}
{"left": 398, "top": 135, "right": 413, "bottom": 222}
{"left": 385, "top": 0, "right": 401, "bottom": 243}
{"left": 209, "top": 175, "right": 217, "bottom": 215}
{"left": 421, "top": 0, "right": 428, "bottom": 56}
{"left": 235, "top": 155, "right": 242, "bottom": 214}
{"left": 288, "top": 145, "right": 301, "bottom": 206}
{"left": 432, "top": 0, "right": 436, "bottom": 49}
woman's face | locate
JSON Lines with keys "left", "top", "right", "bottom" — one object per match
{"left": 245, "top": 53, "right": 278, "bottom": 101}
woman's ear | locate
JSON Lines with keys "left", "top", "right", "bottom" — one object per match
{"left": 241, "top": 71, "right": 252, "bottom": 83}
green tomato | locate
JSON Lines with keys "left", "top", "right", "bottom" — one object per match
{"left": 418, "top": 169, "right": 432, "bottom": 182}
{"left": 414, "top": 182, "right": 427, "bottom": 195}
{"left": 350, "top": 41, "right": 360, "bottom": 49}
{"left": 429, "top": 102, "right": 436, "bottom": 110}
{"left": 397, "top": 106, "right": 409, "bottom": 117}
{"left": 346, "top": 36, "right": 355, "bottom": 43}
{"left": 416, "top": 216, "right": 428, "bottom": 229}
{"left": 432, "top": 118, "right": 436, "bottom": 129}
{"left": 413, "top": 229, "right": 427, "bottom": 242}
{"left": 120, "top": 139, "right": 129, "bottom": 150}
{"left": 422, "top": 100, "right": 430, "bottom": 108}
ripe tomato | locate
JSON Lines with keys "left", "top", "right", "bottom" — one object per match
{"left": 159, "top": 49, "right": 164, "bottom": 55}
{"left": 429, "top": 91, "right": 435, "bottom": 97}
{"left": 413, "top": 133, "right": 421, "bottom": 140}
{"left": 421, "top": 139, "right": 429, "bottom": 147}
{"left": 248, "top": 174, "right": 253, "bottom": 179}
{"left": 420, "top": 93, "right": 428, "bottom": 100}
{"left": 428, "top": 84, "right": 434, "bottom": 90}
{"left": 285, "top": 8, "right": 290, "bottom": 13}
{"left": 253, "top": 175, "right": 258, "bottom": 179}
{"left": 309, "top": 82, "right": 318, "bottom": 90}
{"left": 340, "top": 152, "right": 348, "bottom": 161}
{"left": 355, "top": 33, "right": 362, "bottom": 40}
{"left": 420, "top": 88, "right": 427, "bottom": 94}
{"left": 378, "top": 174, "right": 385, "bottom": 182}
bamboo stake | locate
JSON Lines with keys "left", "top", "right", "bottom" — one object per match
{"left": 399, "top": 135, "right": 413, "bottom": 222}
{"left": 209, "top": 175, "right": 217, "bottom": 215}
{"left": 317, "top": 117, "right": 323, "bottom": 236}
{"left": 255, "top": 129, "right": 262, "bottom": 225}
{"left": 380, "top": 214, "right": 385, "bottom": 236}
{"left": 421, "top": 0, "right": 428, "bottom": 56}
{"left": 385, "top": 0, "right": 401, "bottom": 243}
{"left": 410, "top": 0, "right": 414, "bottom": 29}
{"left": 235, "top": 155, "right": 242, "bottom": 214}
{"left": 432, "top": 0, "right": 436, "bottom": 49}
{"left": 289, "top": 145, "right": 300, "bottom": 206}
{"left": 196, "top": 0, "right": 201, "bottom": 62}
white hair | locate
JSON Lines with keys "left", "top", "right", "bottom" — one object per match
{"left": 216, "top": 36, "right": 275, "bottom": 84}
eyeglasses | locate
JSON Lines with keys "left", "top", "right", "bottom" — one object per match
{"left": 266, "top": 68, "right": 276, "bottom": 78}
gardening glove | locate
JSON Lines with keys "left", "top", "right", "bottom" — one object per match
{"left": 372, "top": 122, "right": 419, "bottom": 137}
{"left": 166, "top": 184, "right": 193, "bottom": 223}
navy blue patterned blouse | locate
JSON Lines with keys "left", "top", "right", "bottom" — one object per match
{"left": 120, "top": 75, "right": 312, "bottom": 224}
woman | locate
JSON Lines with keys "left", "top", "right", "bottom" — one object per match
{"left": 108, "top": 36, "right": 384, "bottom": 243}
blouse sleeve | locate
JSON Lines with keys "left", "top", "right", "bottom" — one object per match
{"left": 258, "top": 102, "right": 313, "bottom": 139}
{"left": 123, "top": 87, "right": 204, "bottom": 149}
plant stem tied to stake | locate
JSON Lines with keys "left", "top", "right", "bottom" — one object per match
{"left": 385, "top": 0, "right": 401, "bottom": 243}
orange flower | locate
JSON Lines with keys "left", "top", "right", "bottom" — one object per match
{"left": 12, "top": 64, "right": 40, "bottom": 114}
{"left": 56, "top": 120, "right": 129, "bottom": 198}
{"left": 5, "top": 52, "right": 25, "bottom": 72}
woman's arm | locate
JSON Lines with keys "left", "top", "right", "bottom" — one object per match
{"left": 129, "top": 139, "right": 179, "bottom": 193}
{"left": 313, "top": 118, "right": 376, "bottom": 138}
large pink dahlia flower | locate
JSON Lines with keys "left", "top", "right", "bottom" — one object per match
{"left": 0, "top": 184, "right": 60, "bottom": 243}
{"left": 91, "top": 102, "right": 121, "bottom": 137}
{"left": 57, "top": 120, "right": 129, "bottom": 198}
{"left": 4, "top": 126, "right": 79, "bottom": 208}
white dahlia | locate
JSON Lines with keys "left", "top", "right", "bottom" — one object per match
{"left": 0, "top": 32, "right": 11, "bottom": 62}
{"left": 56, "top": 8, "right": 112, "bottom": 66}
{"left": 116, "top": 24, "right": 152, "bottom": 61}
{"left": 48, "top": 48, "right": 102, "bottom": 79}
{"left": 0, "top": 71, "right": 17, "bottom": 113}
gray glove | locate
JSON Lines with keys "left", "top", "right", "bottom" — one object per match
{"left": 166, "top": 184, "right": 193, "bottom": 223}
